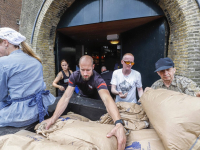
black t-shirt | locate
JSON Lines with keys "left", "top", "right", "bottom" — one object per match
{"left": 58, "top": 70, "right": 71, "bottom": 96}
{"left": 101, "top": 70, "right": 115, "bottom": 98}
{"left": 59, "top": 70, "right": 71, "bottom": 86}
{"left": 101, "top": 70, "right": 113, "bottom": 86}
{"left": 69, "top": 70, "right": 108, "bottom": 99}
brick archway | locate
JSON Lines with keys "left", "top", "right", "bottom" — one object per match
{"left": 32, "top": 0, "right": 200, "bottom": 95}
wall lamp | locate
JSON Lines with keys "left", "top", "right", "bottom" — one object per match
{"left": 110, "top": 40, "right": 119, "bottom": 44}
{"left": 107, "top": 34, "right": 120, "bottom": 45}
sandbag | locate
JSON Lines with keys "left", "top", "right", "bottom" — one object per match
{"left": 141, "top": 89, "right": 200, "bottom": 150}
{"left": 97, "top": 102, "right": 149, "bottom": 130}
{"left": 35, "top": 119, "right": 117, "bottom": 150}
{"left": 125, "top": 129, "right": 165, "bottom": 150}
{"left": 34, "top": 113, "right": 90, "bottom": 136}
{"left": 0, "top": 130, "right": 86, "bottom": 150}
{"left": 61, "top": 111, "right": 90, "bottom": 122}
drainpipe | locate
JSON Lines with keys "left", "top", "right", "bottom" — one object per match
{"left": 196, "top": 0, "right": 200, "bottom": 9}
{"left": 30, "top": 0, "right": 46, "bottom": 44}
{"left": 99, "top": 0, "right": 103, "bottom": 22}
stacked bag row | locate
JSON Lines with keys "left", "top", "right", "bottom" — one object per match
{"left": 1, "top": 89, "right": 200, "bottom": 150}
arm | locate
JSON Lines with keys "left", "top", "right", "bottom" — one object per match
{"left": 196, "top": 92, "right": 200, "bottom": 97}
{"left": 43, "top": 86, "right": 75, "bottom": 129}
{"left": 180, "top": 77, "right": 200, "bottom": 97}
{"left": 99, "top": 89, "right": 120, "bottom": 122}
{"left": 52, "top": 72, "right": 65, "bottom": 91}
{"left": 136, "top": 73, "right": 143, "bottom": 96}
{"left": 0, "top": 65, "right": 8, "bottom": 101}
{"left": 98, "top": 89, "right": 126, "bottom": 150}
{"left": 137, "top": 87, "right": 144, "bottom": 98}
{"left": 111, "top": 84, "right": 119, "bottom": 95}
{"left": 111, "top": 84, "right": 128, "bottom": 98}
{"left": 144, "top": 87, "right": 152, "bottom": 92}
{"left": 110, "top": 71, "right": 122, "bottom": 95}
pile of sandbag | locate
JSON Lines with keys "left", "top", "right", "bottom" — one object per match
{"left": 60, "top": 111, "right": 90, "bottom": 122}
{"left": 0, "top": 130, "right": 86, "bottom": 150}
{"left": 140, "top": 89, "right": 200, "bottom": 150}
{"left": 33, "top": 112, "right": 91, "bottom": 137}
{"left": 2, "top": 89, "right": 199, "bottom": 150}
{"left": 0, "top": 112, "right": 117, "bottom": 150}
{"left": 35, "top": 115, "right": 117, "bottom": 150}
{"left": 125, "top": 129, "right": 165, "bottom": 150}
{"left": 0, "top": 112, "right": 95, "bottom": 150}
{"left": 97, "top": 102, "right": 149, "bottom": 130}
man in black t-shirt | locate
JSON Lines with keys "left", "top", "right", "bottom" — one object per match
{"left": 43, "top": 55, "right": 126, "bottom": 150}
{"left": 69, "top": 69, "right": 107, "bottom": 99}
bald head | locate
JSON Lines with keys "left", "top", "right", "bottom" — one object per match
{"left": 122, "top": 53, "right": 134, "bottom": 60}
{"left": 79, "top": 55, "right": 94, "bottom": 81}
{"left": 101, "top": 66, "right": 107, "bottom": 72}
{"left": 79, "top": 55, "right": 93, "bottom": 66}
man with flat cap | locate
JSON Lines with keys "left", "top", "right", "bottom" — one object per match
{"left": 145, "top": 57, "right": 200, "bottom": 97}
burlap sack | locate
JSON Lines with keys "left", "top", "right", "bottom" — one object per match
{"left": 0, "top": 130, "right": 88, "bottom": 150}
{"left": 35, "top": 119, "right": 95, "bottom": 149}
{"left": 34, "top": 113, "right": 90, "bottom": 136}
{"left": 35, "top": 119, "right": 117, "bottom": 150}
{"left": 97, "top": 102, "right": 149, "bottom": 130}
{"left": 141, "top": 89, "right": 200, "bottom": 150}
{"left": 125, "top": 129, "right": 165, "bottom": 150}
{"left": 61, "top": 111, "right": 90, "bottom": 122}
{"left": 116, "top": 102, "right": 144, "bottom": 114}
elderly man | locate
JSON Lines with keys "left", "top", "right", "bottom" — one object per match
{"left": 43, "top": 55, "right": 126, "bottom": 150}
{"left": 111, "top": 53, "right": 144, "bottom": 103}
{"left": 145, "top": 57, "right": 200, "bottom": 97}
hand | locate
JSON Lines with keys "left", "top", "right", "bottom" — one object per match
{"left": 42, "top": 117, "right": 55, "bottom": 130}
{"left": 107, "top": 123, "right": 126, "bottom": 150}
{"left": 59, "top": 86, "right": 65, "bottom": 91}
{"left": 144, "top": 87, "right": 151, "bottom": 92}
{"left": 119, "top": 92, "right": 128, "bottom": 98}
{"left": 196, "top": 92, "right": 200, "bottom": 97}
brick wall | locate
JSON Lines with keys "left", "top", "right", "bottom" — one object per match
{"left": 20, "top": 0, "right": 75, "bottom": 96}
{"left": 19, "top": 0, "right": 200, "bottom": 96}
{"left": 154, "top": 0, "right": 200, "bottom": 85}
{"left": 20, "top": 0, "right": 44, "bottom": 44}
{"left": 0, "top": 0, "right": 22, "bottom": 31}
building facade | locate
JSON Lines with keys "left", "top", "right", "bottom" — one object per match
{"left": 19, "top": 0, "right": 200, "bottom": 96}
{"left": 0, "top": 0, "right": 22, "bottom": 31}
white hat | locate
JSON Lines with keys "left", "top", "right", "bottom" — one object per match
{"left": 0, "top": 27, "right": 26, "bottom": 45}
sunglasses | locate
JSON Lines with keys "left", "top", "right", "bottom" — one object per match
{"left": 123, "top": 60, "right": 135, "bottom": 65}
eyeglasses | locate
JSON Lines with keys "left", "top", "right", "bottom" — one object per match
{"left": 123, "top": 60, "right": 135, "bottom": 65}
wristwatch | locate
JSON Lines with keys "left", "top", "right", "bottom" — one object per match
{"left": 115, "top": 119, "right": 125, "bottom": 126}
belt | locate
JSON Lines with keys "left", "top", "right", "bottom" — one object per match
{"left": 0, "top": 90, "right": 50, "bottom": 122}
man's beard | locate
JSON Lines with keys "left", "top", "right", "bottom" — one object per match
{"left": 81, "top": 72, "right": 93, "bottom": 81}
{"left": 81, "top": 75, "right": 91, "bottom": 81}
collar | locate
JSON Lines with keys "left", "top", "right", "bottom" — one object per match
{"left": 10, "top": 49, "right": 22, "bottom": 55}
{"left": 171, "top": 76, "right": 177, "bottom": 86}
{"left": 122, "top": 69, "right": 132, "bottom": 77}
{"left": 101, "top": 70, "right": 109, "bottom": 74}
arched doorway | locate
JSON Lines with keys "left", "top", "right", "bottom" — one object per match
{"left": 54, "top": 0, "right": 167, "bottom": 96}
{"left": 24, "top": 0, "right": 200, "bottom": 95}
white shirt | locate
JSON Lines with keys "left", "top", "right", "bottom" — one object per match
{"left": 111, "top": 69, "right": 142, "bottom": 103}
